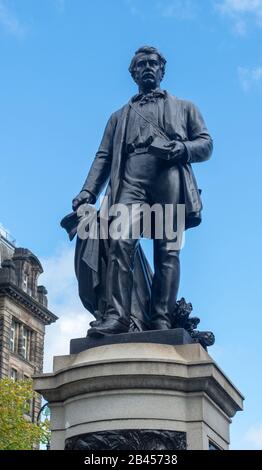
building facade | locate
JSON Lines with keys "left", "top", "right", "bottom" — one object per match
{"left": 0, "top": 226, "right": 57, "bottom": 422}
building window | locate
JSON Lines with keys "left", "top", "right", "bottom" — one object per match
{"left": 209, "top": 440, "right": 221, "bottom": 450}
{"left": 24, "top": 397, "right": 33, "bottom": 418}
{"left": 23, "top": 273, "right": 28, "bottom": 291}
{"left": 23, "top": 273, "right": 32, "bottom": 296}
{"left": 10, "top": 319, "right": 35, "bottom": 362}
{"left": 21, "top": 375, "right": 33, "bottom": 417}
{"left": 10, "top": 368, "right": 18, "bottom": 381}
{"left": 10, "top": 319, "right": 19, "bottom": 353}
{"left": 21, "top": 327, "right": 32, "bottom": 361}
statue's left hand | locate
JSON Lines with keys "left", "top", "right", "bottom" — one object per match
{"left": 72, "top": 190, "right": 94, "bottom": 211}
{"left": 164, "top": 141, "right": 186, "bottom": 162}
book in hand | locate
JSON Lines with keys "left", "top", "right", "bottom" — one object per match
{"left": 148, "top": 136, "right": 174, "bottom": 160}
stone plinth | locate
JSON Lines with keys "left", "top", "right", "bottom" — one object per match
{"left": 70, "top": 328, "right": 194, "bottom": 354}
{"left": 34, "top": 342, "right": 244, "bottom": 450}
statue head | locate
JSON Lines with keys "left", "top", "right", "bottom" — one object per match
{"left": 129, "top": 46, "right": 167, "bottom": 92}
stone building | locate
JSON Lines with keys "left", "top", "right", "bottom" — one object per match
{"left": 0, "top": 226, "right": 57, "bottom": 422}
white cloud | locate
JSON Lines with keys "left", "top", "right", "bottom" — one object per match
{"left": 233, "top": 18, "right": 247, "bottom": 35}
{"left": 218, "top": 0, "right": 262, "bottom": 17}
{"left": 238, "top": 65, "right": 262, "bottom": 90}
{"left": 157, "top": 0, "right": 197, "bottom": 20}
{"left": 40, "top": 244, "right": 92, "bottom": 372}
{"left": 245, "top": 424, "right": 262, "bottom": 449}
{"left": 0, "top": 0, "right": 25, "bottom": 37}
{"left": 54, "top": 0, "right": 65, "bottom": 12}
{"left": 125, "top": 0, "right": 144, "bottom": 17}
{"left": 217, "top": 0, "right": 262, "bottom": 34}
{"left": 126, "top": 0, "right": 197, "bottom": 20}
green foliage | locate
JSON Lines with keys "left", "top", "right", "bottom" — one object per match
{"left": 0, "top": 378, "right": 50, "bottom": 450}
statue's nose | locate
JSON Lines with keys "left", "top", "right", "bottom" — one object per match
{"left": 144, "top": 65, "right": 153, "bottom": 73}
{"left": 144, "top": 61, "right": 152, "bottom": 69}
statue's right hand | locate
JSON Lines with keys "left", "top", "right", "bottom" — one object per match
{"left": 72, "top": 190, "right": 93, "bottom": 212}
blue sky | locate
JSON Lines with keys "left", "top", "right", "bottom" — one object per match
{"left": 1, "top": 0, "right": 262, "bottom": 450}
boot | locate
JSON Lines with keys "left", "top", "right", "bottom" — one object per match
{"left": 87, "top": 317, "right": 130, "bottom": 337}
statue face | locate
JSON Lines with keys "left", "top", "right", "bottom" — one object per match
{"left": 134, "top": 53, "right": 162, "bottom": 90}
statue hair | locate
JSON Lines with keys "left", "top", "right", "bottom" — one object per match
{"left": 129, "top": 46, "right": 167, "bottom": 82}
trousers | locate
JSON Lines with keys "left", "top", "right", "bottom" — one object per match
{"left": 105, "top": 151, "right": 182, "bottom": 328}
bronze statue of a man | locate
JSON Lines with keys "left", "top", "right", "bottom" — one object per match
{"left": 70, "top": 46, "right": 213, "bottom": 337}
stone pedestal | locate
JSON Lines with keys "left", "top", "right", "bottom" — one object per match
{"left": 34, "top": 341, "right": 243, "bottom": 450}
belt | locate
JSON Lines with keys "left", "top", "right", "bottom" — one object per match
{"left": 126, "top": 147, "right": 149, "bottom": 158}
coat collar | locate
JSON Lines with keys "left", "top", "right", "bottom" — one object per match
{"left": 131, "top": 88, "right": 167, "bottom": 103}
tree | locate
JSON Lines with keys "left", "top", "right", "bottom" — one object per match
{"left": 0, "top": 378, "right": 50, "bottom": 450}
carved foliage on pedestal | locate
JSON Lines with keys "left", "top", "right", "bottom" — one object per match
{"left": 65, "top": 429, "right": 187, "bottom": 451}
{"left": 172, "top": 298, "right": 215, "bottom": 349}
